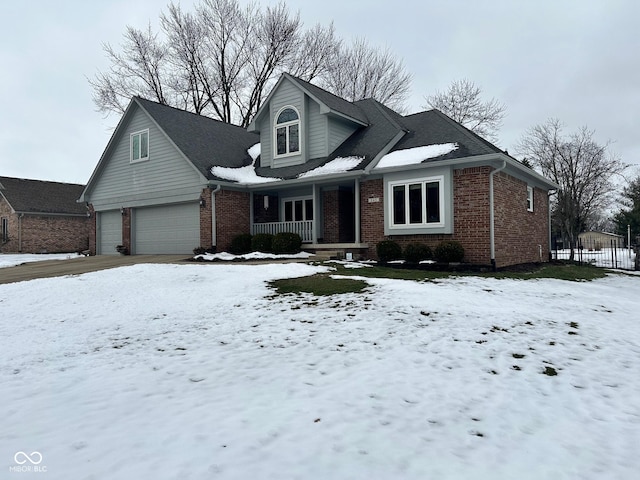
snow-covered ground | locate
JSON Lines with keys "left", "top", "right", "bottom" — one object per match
{"left": 1, "top": 263, "right": 639, "bottom": 479}
{"left": 0, "top": 253, "right": 81, "bottom": 269}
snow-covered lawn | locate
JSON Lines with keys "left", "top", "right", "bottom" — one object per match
{"left": 0, "top": 253, "right": 81, "bottom": 269}
{"left": 1, "top": 263, "right": 639, "bottom": 479}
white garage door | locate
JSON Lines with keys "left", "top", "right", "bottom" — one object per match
{"left": 98, "top": 210, "right": 122, "bottom": 255}
{"left": 134, "top": 203, "right": 200, "bottom": 254}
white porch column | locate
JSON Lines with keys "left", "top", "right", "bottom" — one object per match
{"left": 355, "top": 178, "right": 361, "bottom": 244}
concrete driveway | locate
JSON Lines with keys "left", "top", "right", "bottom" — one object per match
{"left": 0, "top": 255, "right": 190, "bottom": 285}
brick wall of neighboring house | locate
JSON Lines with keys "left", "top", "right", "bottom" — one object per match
{"left": 215, "top": 189, "right": 250, "bottom": 252}
{"left": 0, "top": 198, "right": 18, "bottom": 252}
{"left": 199, "top": 188, "right": 213, "bottom": 249}
{"left": 493, "top": 172, "right": 549, "bottom": 267}
{"left": 0, "top": 211, "right": 89, "bottom": 254}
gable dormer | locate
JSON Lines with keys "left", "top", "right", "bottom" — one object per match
{"left": 248, "top": 74, "right": 368, "bottom": 169}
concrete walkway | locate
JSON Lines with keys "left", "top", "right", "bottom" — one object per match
{"left": 0, "top": 255, "right": 190, "bottom": 285}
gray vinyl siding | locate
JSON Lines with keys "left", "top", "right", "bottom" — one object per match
{"left": 269, "top": 79, "right": 304, "bottom": 168}
{"left": 328, "top": 117, "right": 358, "bottom": 153}
{"left": 89, "top": 106, "right": 205, "bottom": 210}
{"left": 307, "top": 99, "right": 326, "bottom": 159}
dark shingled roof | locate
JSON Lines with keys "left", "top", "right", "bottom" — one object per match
{"left": 131, "top": 79, "right": 505, "bottom": 184}
{"left": 286, "top": 75, "right": 369, "bottom": 125}
{"left": 391, "top": 109, "right": 501, "bottom": 160}
{"left": 135, "top": 97, "right": 259, "bottom": 178}
{"left": 0, "top": 176, "right": 87, "bottom": 215}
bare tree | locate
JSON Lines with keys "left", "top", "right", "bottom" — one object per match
{"left": 424, "top": 79, "right": 506, "bottom": 143}
{"left": 89, "top": 24, "right": 172, "bottom": 115}
{"left": 517, "top": 118, "right": 626, "bottom": 259}
{"left": 321, "top": 37, "right": 411, "bottom": 112}
{"left": 90, "top": 0, "right": 411, "bottom": 126}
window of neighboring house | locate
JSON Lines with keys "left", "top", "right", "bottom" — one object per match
{"left": 283, "top": 197, "right": 313, "bottom": 222}
{"left": 274, "top": 107, "right": 300, "bottom": 157}
{"left": 527, "top": 186, "right": 534, "bottom": 212}
{"left": 1, "top": 217, "right": 8, "bottom": 242}
{"left": 130, "top": 129, "right": 149, "bottom": 163}
{"left": 389, "top": 176, "right": 444, "bottom": 228}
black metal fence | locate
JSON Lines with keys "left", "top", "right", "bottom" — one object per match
{"left": 552, "top": 237, "right": 637, "bottom": 271}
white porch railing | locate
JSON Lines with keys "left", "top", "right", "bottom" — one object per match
{"left": 252, "top": 220, "right": 314, "bottom": 243}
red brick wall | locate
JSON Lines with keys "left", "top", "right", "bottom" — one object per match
{"left": 494, "top": 172, "right": 549, "bottom": 267}
{"left": 215, "top": 189, "right": 250, "bottom": 252}
{"left": 122, "top": 208, "right": 131, "bottom": 253}
{"left": 199, "top": 188, "right": 213, "bottom": 249}
{"left": 359, "top": 172, "right": 492, "bottom": 263}
{"left": 0, "top": 197, "right": 90, "bottom": 253}
{"left": 358, "top": 168, "right": 549, "bottom": 267}
{"left": 360, "top": 179, "right": 385, "bottom": 252}
{"left": 88, "top": 204, "right": 96, "bottom": 255}
{"left": 323, "top": 189, "right": 339, "bottom": 243}
{"left": 452, "top": 167, "right": 491, "bottom": 264}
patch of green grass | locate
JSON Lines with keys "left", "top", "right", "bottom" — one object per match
{"left": 487, "top": 263, "right": 607, "bottom": 281}
{"left": 270, "top": 274, "right": 368, "bottom": 296}
{"left": 325, "top": 262, "right": 607, "bottom": 282}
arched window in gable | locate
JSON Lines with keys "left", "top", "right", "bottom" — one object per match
{"left": 274, "top": 106, "right": 300, "bottom": 157}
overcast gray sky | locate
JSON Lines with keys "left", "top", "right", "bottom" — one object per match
{"left": 1, "top": 0, "right": 638, "bottom": 185}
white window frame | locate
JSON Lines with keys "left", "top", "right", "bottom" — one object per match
{"left": 273, "top": 106, "right": 301, "bottom": 159}
{"left": 527, "top": 185, "right": 534, "bottom": 212}
{"left": 130, "top": 129, "right": 149, "bottom": 164}
{"left": 388, "top": 175, "right": 445, "bottom": 229}
{"left": 281, "top": 196, "right": 313, "bottom": 222}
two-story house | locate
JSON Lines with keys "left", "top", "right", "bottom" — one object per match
{"left": 80, "top": 73, "right": 557, "bottom": 267}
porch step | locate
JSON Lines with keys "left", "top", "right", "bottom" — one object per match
{"left": 307, "top": 250, "right": 341, "bottom": 260}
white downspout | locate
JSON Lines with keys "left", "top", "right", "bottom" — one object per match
{"left": 211, "top": 185, "right": 221, "bottom": 248}
{"left": 489, "top": 160, "right": 507, "bottom": 270}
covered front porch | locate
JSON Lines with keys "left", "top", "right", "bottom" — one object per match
{"left": 249, "top": 179, "right": 369, "bottom": 256}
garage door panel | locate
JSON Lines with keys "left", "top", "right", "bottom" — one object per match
{"left": 98, "top": 210, "right": 122, "bottom": 255}
{"left": 134, "top": 203, "right": 199, "bottom": 254}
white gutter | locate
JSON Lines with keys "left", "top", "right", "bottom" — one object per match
{"left": 489, "top": 160, "right": 507, "bottom": 269}
{"left": 210, "top": 185, "right": 221, "bottom": 247}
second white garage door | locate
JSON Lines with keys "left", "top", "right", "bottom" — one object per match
{"left": 134, "top": 203, "right": 200, "bottom": 254}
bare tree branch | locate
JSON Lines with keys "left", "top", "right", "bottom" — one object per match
{"left": 320, "top": 37, "right": 411, "bottom": 112}
{"left": 517, "top": 119, "right": 627, "bottom": 259}
{"left": 424, "top": 79, "right": 506, "bottom": 143}
{"left": 89, "top": 0, "right": 411, "bottom": 125}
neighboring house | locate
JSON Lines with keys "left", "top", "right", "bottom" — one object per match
{"left": 80, "top": 73, "right": 557, "bottom": 267}
{"left": 0, "top": 176, "right": 89, "bottom": 253}
{"left": 578, "top": 231, "right": 625, "bottom": 250}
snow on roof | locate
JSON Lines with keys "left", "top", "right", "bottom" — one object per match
{"left": 248, "top": 143, "right": 261, "bottom": 161}
{"left": 298, "top": 156, "right": 364, "bottom": 179}
{"left": 211, "top": 144, "right": 279, "bottom": 184}
{"left": 210, "top": 164, "right": 281, "bottom": 184}
{"left": 374, "top": 143, "right": 458, "bottom": 170}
